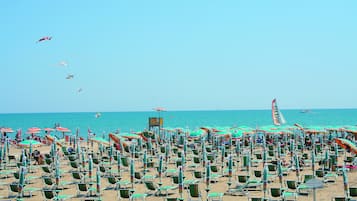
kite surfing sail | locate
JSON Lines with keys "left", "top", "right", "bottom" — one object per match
{"left": 37, "top": 36, "right": 52, "bottom": 43}
{"left": 272, "top": 98, "right": 286, "bottom": 126}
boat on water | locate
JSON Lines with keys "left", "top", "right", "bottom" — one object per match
{"left": 300, "top": 109, "right": 311, "bottom": 113}
{"left": 271, "top": 98, "right": 286, "bottom": 126}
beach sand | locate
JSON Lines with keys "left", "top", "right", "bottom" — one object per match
{"left": 0, "top": 140, "right": 356, "bottom": 201}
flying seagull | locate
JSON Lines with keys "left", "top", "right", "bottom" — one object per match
{"left": 37, "top": 36, "right": 52, "bottom": 43}
{"left": 66, "top": 74, "right": 74, "bottom": 79}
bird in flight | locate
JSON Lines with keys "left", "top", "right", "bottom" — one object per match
{"left": 37, "top": 36, "right": 52, "bottom": 43}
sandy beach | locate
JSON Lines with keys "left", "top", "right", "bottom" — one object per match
{"left": 0, "top": 134, "right": 356, "bottom": 201}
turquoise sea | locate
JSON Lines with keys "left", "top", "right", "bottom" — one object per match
{"left": 1, "top": 109, "right": 357, "bottom": 138}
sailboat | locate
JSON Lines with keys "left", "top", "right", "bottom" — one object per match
{"left": 272, "top": 98, "right": 286, "bottom": 126}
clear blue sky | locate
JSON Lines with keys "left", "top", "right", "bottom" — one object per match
{"left": 1, "top": 1, "right": 357, "bottom": 113}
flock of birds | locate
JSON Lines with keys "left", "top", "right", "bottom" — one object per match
{"left": 37, "top": 36, "right": 99, "bottom": 118}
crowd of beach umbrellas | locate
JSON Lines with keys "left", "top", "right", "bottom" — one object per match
{"left": 0, "top": 124, "right": 356, "bottom": 200}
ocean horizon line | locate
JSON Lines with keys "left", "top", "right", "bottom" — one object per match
{"left": 1, "top": 107, "right": 357, "bottom": 115}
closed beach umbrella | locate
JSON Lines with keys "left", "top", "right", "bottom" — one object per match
{"left": 109, "top": 145, "right": 113, "bottom": 163}
{"left": 21, "top": 150, "right": 27, "bottom": 167}
{"left": 235, "top": 139, "right": 240, "bottom": 156}
{"left": 263, "top": 148, "right": 267, "bottom": 166}
{"left": 228, "top": 154, "right": 233, "bottom": 179}
{"left": 334, "top": 143, "right": 338, "bottom": 167}
{"left": 183, "top": 139, "right": 187, "bottom": 156}
{"left": 158, "top": 155, "right": 163, "bottom": 183}
{"left": 178, "top": 166, "right": 183, "bottom": 200}
{"left": 277, "top": 160, "right": 283, "bottom": 189}
{"left": 55, "top": 158, "right": 60, "bottom": 186}
{"left": 290, "top": 139, "right": 295, "bottom": 158}
{"left": 88, "top": 155, "right": 93, "bottom": 180}
{"left": 294, "top": 154, "right": 300, "bottom": 182}
{"left": 202, "top": 148, "right": 207, "bottom": 167}
{"left": 181, "top": 150, "right": 186, "bottom": 168}
{"left": 142, "top": 150, "right": 147, "bottom": 175}
{"left": 343, "top": 167, "right": 349, "bottom": 198}
{"left": 117, "top": 151, "right": 121, "bottom": 176}
{"left": 137, "top": 138, "right": 142, "bottom": 151}
{"left": 324, "top": 149, "right": 329, "bottom": 170}
{"left": 130, "top": 158, "right": 134, "bottom": 188}
{"left": 206, "top": 162, "right": 211, "bottom": 189}
{"left": 96, "top": 166, "right": 101, "bottom": 195}
{"left": 249, "top": 138, "right": 253, "bottom": 155}
{"left": 147, "top": 139, "right": 152, "bottom": 154}
{"left": 165, "top": 143, "right": 170, "bottom": 163}
{"left": 277, "top": 142, "right": 281, "bottom": 158}
{"left": 18, "top": 166, "right": 25, "bottom": 197}
{"left": 81, "top": 150, "right": 86, "bottom": 169}
{"left": 221, "top": 145, "right": 225, "bottom": 164}
{"left": 311, "top": 149, "right": 315, "bottom": 176}
{"left": 0, "top": 146, "right": 2, "bottom": 166}
{"left": 263, "top": 163, "right": 268, "bottom": 199}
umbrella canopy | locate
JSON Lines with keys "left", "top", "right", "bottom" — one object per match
{"left": 335, "top": 138, "right": 357, "bottom": 154}
{"left": 45, "top": 135, "right": 64, "bottom": 147}
{"left": 189, "top": 129, "right": 206, "bottom": 139}
{"left": 26, "top": 127, "right": 41, "bottom": 134}
{"left": 18, "top": 140, "right": 42, "bottom": 148}
{"left": 0, "top": 127, "right": 14, "bottom": 134}
{"left": 56, "top": 127, "right": 71, "bottom": 133}
{"left": 153, "top": 107, "right": 166, "bottom": 112}
{"left": 89, "top": 137, "right": 110, "bottom": 146}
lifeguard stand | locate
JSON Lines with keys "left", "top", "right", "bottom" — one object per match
{"left": 148, "top": 117, "right": 163, "bottom": 130}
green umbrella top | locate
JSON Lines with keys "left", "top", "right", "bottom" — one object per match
{"left": 18, "top": 140, "right": 42, "bottom": 148}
